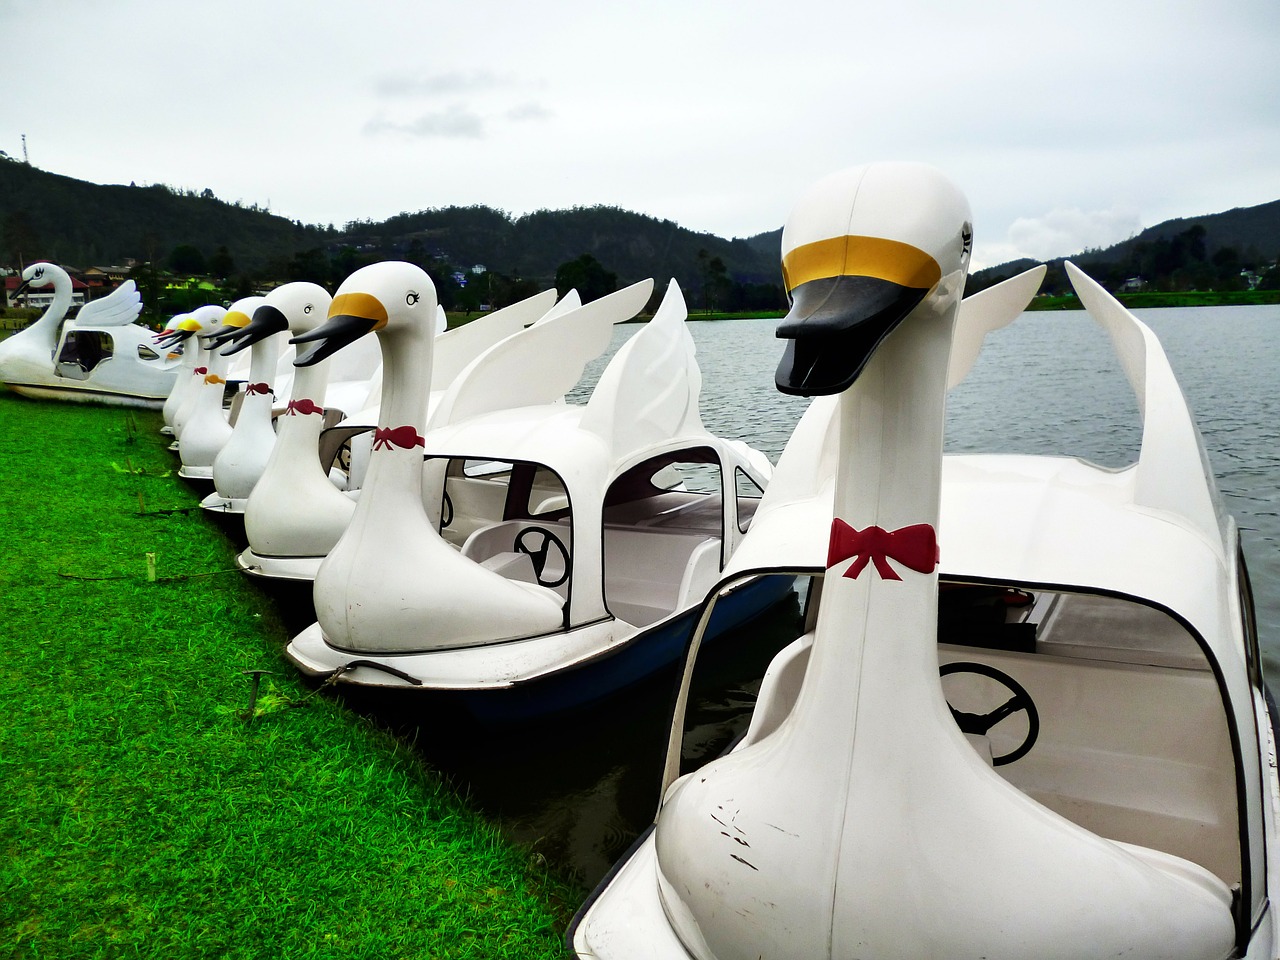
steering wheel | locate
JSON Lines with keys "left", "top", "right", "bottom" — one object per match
{"left": 514, "top": 526, "right": 570, "bottom": 588}
{"left": 440, "top": 490, "right": 454, "bottom": 529}
{"left": 940, "top": 661, "right": 1039, "bottom": 766}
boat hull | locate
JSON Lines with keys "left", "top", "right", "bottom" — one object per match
{"left": 2, "top": 379, "right": 167, "bottom": 409}
{"left": 236, "top": 548, "right": 323, "bottom": 581}
{"left": 286, "top": 573, "right": 797, "bottom": 721}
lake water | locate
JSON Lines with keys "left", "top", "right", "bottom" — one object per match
{"left": 370, "top": 303, "right": 1280, "bottom": 891}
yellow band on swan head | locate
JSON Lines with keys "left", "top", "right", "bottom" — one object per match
{"left": 782, "top": 235, "right": 941, "bottom": 294}
{"left": 329, "top": 292, "right": 389, "bottom": 330}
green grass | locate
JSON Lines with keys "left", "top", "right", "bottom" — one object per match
{"left": 1026, "top": 289, "right": 1280, "bottom": 310}
{"left": 0, "top": 393, "right": 579, "bottom": 959}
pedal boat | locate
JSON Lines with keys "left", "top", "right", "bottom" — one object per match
{"left": 571, "top": 163, "right": 1273, "bottom": 959}
{"left": 176, "top": 297, "right": 268, "bottom": 481}
{"left": 156, "top": 304, "right": 227, "bottom": 435}
{"left": 0, "top": 261, "right": 173, "bottom": 408}
{"left": 283, "top": 263, "right": 789, "bottom": 719}
{"left": 234, "top": 289, "right": 565, "bottom": 581}
{"left": 198, "top": 282, "right": 329, "bottom": 515}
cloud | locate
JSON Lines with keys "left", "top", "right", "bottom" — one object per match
{"left": 505, "top": 102, "right": 552, "bottom": 123}
{"left": 374, "top": 71, "right": 508, "bottom": 98}
{"left": 1005, "top": 206, "right": 1143, "bottom": 262}
{"left": 364, "top": 105, "right": 486, "bottom": 139}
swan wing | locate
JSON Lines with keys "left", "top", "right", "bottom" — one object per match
{"left": 947, "top": 265, "right": 1046, "bottom": 389}
{"left": 431, "top": 279, "right": 652, "bottom": 429}
{"left": 74, "top": 280, "right": 143, "bottom": 327}
{"left": 432, "top": 289, "right": 558, "bottom": 386}
{"left": 580, "top": 279, "right": 703, "bottom": 454}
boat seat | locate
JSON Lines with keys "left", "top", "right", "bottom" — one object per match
{"left": 478, "top": 550, "right": 538, "bottom": 584}
{"left": 603, "top": 525, "right": 720, "bottom": 627}
{"left": 938, "top": 643, "right": 1239, "bottom": 886}
{"left": 460, "top": 519, "right": 571, "bottom": 599}
{"left": 55, "top": 360, "right": 90, "bottom": 380}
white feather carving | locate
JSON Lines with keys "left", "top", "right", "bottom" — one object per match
{"left": 74, "top": 280, "right": 143, "bottom": 328}
{"left": 580, "top": 279, "right": 704, "bottom": 455}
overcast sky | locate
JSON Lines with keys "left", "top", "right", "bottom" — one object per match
{"left": 4, "top": 0, "right": 1278, "bottom": 270}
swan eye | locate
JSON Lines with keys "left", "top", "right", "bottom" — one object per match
{"left": 406, "top": 291, "right": 420, "bottom": 306}
{"left": 33, "top": 267, "right": 44, "bottom": 279}
{"left": 303, "top": 304, "right": 313, "bottom": 315}
{"left": 961, "top": 222, "right": 973, "bottom": 258}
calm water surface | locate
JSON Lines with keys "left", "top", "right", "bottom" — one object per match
{"left": 371, "top": 303, "right": 1280, "bottom": 891}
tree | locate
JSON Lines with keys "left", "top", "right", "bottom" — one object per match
{"left": 554, "top": 253, "right": 617, "bottom": 303}
{"left": 3, "top": 209, "right": 42, "bottom": 266}
{"left": 169, "top": 244, "right": 206, "bottom": 275}
{"left": 209, "top": 245, "right": 234, "bottom": 279}
{"left": 287, "top": 248, "right": 329, "bottom": 285}
{"left": 128, "top": 261, "right": 165, "bottom": 326}
{"left": 696, "top": 249, "right": 731, "bottom": 313}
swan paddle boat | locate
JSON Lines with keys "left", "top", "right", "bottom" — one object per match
{"left": 156, "top": 304, "right": 228, "bottom": 435}
{"left": 283, "top": 262, "right": 789, "bottom": 719}
{"left": 571, "top": 162, "right": 1277, "bottom": 959}
{"left": 0, "top": 261, "right": 173, "bottom": 407}
{"left": 235, "top": 288, "right": 563, "bottom": 580}
{"left": 196, "top": 282, "right": 327, "bottom": 514}
{"left": 176, "top": 296, "right": 268, "bottom": 481}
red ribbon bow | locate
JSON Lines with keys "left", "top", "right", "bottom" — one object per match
{"left": 827, "top": 518, "right": 938, "bottom": 581}
{"left": 245, "top": 382, "right": 271, "bottom": 396}
{"left": 372, "top": 425, "right": 425, "bottom": 451}
{"left": 285, "top": 398, "right": 324, "bottom": 417}
{"left": 193, "top": 366, "right": 207, "bottom": 375}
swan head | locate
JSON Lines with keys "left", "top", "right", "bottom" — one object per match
{"left": 219, "top": 281, "right": 331, "bottom": 357}
{"left": 201, "top": 297, "right": 263, "bottom": 349}
{"left": 775, "top": 162, "right": 972, "bottom": 396}
{"left": 292, "top": 260, "right": 437, "bottom": 367}
{"left": 13, "top": 261, "right": 64, "bottom": 299}
{"left": 154, "top": 314, "right": 201, "bottom": 349}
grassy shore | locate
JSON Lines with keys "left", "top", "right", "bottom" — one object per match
{"left": 1024, "top": 289, "right": 1280, "bottom": 311}
{"left": 0, "top": 393, "right": 579, "bottom": 959}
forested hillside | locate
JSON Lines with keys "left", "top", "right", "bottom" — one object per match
{"left": 3, "top": 157, "right": 1277, "bottom": 314}
{"left": 970, "top": 200, "right": 1280, "bottom": 296}
{"left": 0, "top": 159, "right": 785, "bottom": 313}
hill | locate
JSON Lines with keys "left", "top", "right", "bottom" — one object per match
{"left": 5, "top": 157, "right": 1276, "bottom": 313}
{"left": 970, "top": 199, "right": 1280, "bottom": 296}
{"left": 0, "top": 158, "right": 333, "bottom": 271}
{"left": 0, "top": 159, "right": 786, "bottom": 313}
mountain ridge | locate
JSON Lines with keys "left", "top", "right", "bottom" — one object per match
{"left": 2, "top": 158, "right": 1277, "bottom": 303}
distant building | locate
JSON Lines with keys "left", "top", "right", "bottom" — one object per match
{"left": 5, "top": 273, "right": 88, "bottom": 309}
{"left": 1118, "top": 277, "right": 1146, "bottom": 292}
{"left": 83, "top": 265, "right": 134, "bottom": 297}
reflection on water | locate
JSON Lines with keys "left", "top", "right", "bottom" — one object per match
{"left": 349, "top": 304, "right": 1279, "bottom": 891}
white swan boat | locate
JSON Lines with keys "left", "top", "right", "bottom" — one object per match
{"left": 571, "top": 163, "right": 1277, "bottom": 959}
{"left": 283, "top": 262, "right": 790, "bottom": 719}
{"left": 196, "top": 282, "right": 327, "bottom": 514}
{"left": 176, "top": 296, "right": 268, "bottom": 481}
{"left": 235, "top": 289, "right": 563, "bottom": 579}
{"left": 0, "top": 261, "right": 175, "bottom": 407}
{"left": 156, "top": 304, "right": 227, "bottom": 435}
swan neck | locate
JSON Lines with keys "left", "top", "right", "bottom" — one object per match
{"left": 28, "top": 274, "right": 73, "bottom": 347}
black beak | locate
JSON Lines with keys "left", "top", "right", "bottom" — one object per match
{"left": 200, "top": 323, "right": 245, "bottom": 349}
{"left": 291, "top": 313, "right": 378, "bottom": 367}
{"left": 219, "top": 304, "right": 289, "bottom": 357}
{"left": 12, "top": 279, "right": 32, "bottom": 301}
{"left": 155, "top": 328, "right": 195, "bottom": 348}
{"left": 774, "top": 275, "right": 930, "bottom": 396}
